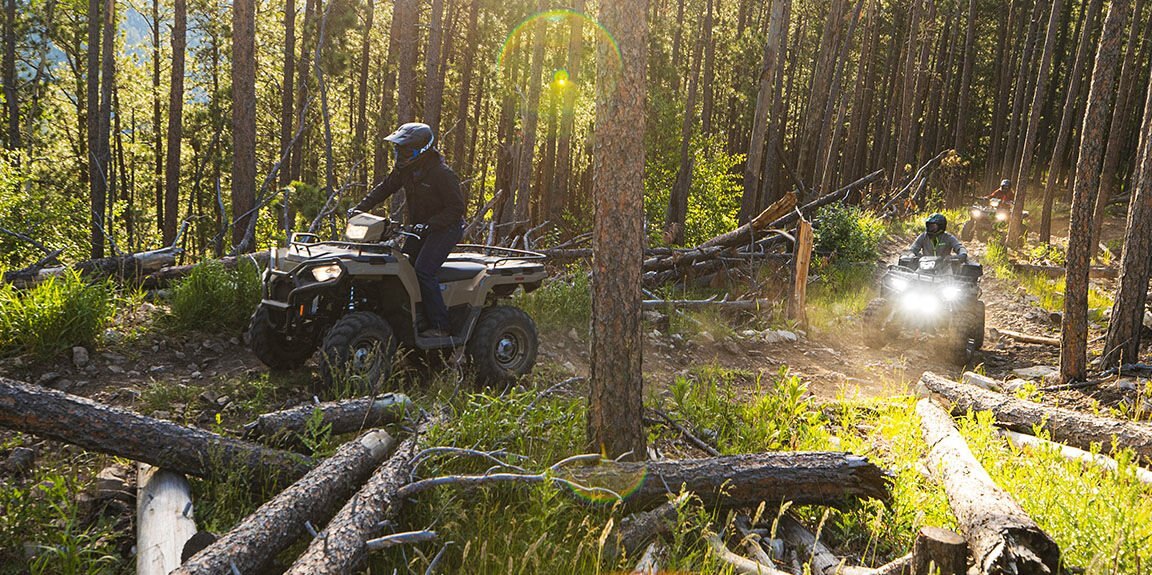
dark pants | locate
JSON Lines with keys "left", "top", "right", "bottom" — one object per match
{"left": 403, "top": 222, "right": 464, "bottom": 330}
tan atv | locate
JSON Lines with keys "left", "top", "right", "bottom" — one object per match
{"left": 247, "top": 212, "right": 546, "bottom": 392}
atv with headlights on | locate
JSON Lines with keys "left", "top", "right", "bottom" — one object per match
{"left": 960, "top": 198, "right": 1028, "bottom": 242}
{"left": 247, "top": 212, "right": 547, "bottom": 394}
{"left": 863, "top": 254, "right": 985, "bottom": 364}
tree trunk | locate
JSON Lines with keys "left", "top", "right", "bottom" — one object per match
{"left": 231, "top": 0, "right": 256, "bottom": 249}
{"left": 1000, "top": 0, "right": 1044, "bottom": 186}
{"left": 740, "top": 0, "right": 787, "bottom": 223}
{"left": 1040, "top": 0, "right": 1104, "bottom": 243}
{"left": 278, "top": 0, "right": 295, "bottom": 190}
{"left": 515, "top": 2, "right": 546, "bottom": 223}
{"left": 136, "top": 465, "right": 198, "bottom": 575}
{"left": 151, "top": 0, "right": 163, "bottom": 240}
{"left": 86, "top": 0, "right": 102, "bottom": 258}
{"left": 664, "top": 8, "right": 705, "bottom": 245}
{"left": 918, "top": 371, "right": 1152, "bottom": 464}
{"left": 423, "top": 0, "right": 446, "bottom": 133}
{"left": 284, "top": 432, "right": 420, "bottom": 574}
{"left": 564, "top": 451, "right": 890, "bottom": 512}
{"left": 450, "top": 0, "right": 480, "bottom": 168}
{"left": 372, "top": 0, "right": 401, "bottom": 183}
{"left": 700, "top": 0, "right": 716, "bottom": 137}
{"left": 761, "top": 0, "right": 792, "bottom": 208}
{"left": 352, "top": 0, "right": 373, "bottom": 185}
{"left": 953, "top": 0, "right": 977, "bottom": 155}
{"left": 242, "top": 394, "right": 413, "bottom": 447}
{"left": 1101, "top": 68, "right": 1152, "bottom": 367}
{"left": 395, "top": 0, "right": 417, "bottom": 124}
{"left": 551, "top": 0, "right": 584, "bottom": 223}
{"left": 163, "top": 0, "right": 187, "bottom": 246}
{"left": 2, "top": 0, "right": 20, "bottom": 149}
{"left": 1062, "top": 0, "right": 1130, "bottom": 383}
{"left": 916, "top": 397, "right": 1061, "bottom": 575}
{"left": 174, "top": 430, "right": 398, "bottom": 575}
{"left": 1008, "top": 0, "right": 1066, "bottom": 246}
{"left": 288, "top": 0, "right": 315, "bottom": 184}
{"left": 911, "top": 527, "right": 967, "bottom": 575}
{"left": 0, "top": 377, "right": 314, "bottom": 485}
{"left": 589, "top": 0, "right": 648, "bottom": 461}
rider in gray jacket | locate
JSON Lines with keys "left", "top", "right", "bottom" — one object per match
{"left": 910, "top": 213, "right": 968, "bottom": 260}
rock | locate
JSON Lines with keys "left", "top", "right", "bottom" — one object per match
{"left": 1011, "top": 365, "right": 1060, "bottom": 380}
{"left": 191, "top": 371, "right": 203, "bottom": 379}
{"left": 721, "top": 340, "right": 743, "bottom": 355}
{"left": 699, "top": 331, "right": 716, "bottom": 344}
{"left": 101, "top": 352, "right": 126, "bottom": 363}
{"left": 35, "top": 372, "right": 60, "bottom": 386}
{"left": 51, "top": 379, "right": 74, "bottom": 392}
{"left": 567, "top": 328, "right": 580, "bottom": 341}
{"left": 762, "top": 330, "right": 800, "bottom": 344}
{"left": 562, "top": 361, "right": 577, "bottom": 374}
{"left": 641, "top": 310, "right": 664, "bottom": 323}
{"left": 175, "top": 351, "right": 187, "bottom": 360}
{"left": 199, "top": 390, "right": 220, "bottom": 406}
{"left": 93, "top": 465, "right": 133, "bottom": 502}
{"left": 1002, "top": 379, "right": 1028, "bottom": 392}
{"left": 149, "top": 365, "right": 167, "bottom": 374}
{"left": 2, "top": 447, "right": 36, "bottom": 476}
{"left": 216, "top": 395, "right": 231, "bottom": 406}
{"left": 740, "top": 329, "right": 760, "bottom": 339}
{"left": 152, "top": 411, "right": 172, "bottom": 420}
{"left": 1049, "top": 311, "right": 1063, "bottom": 324}
{"left": 1117, "top": 379, "right": 1139, "bottom": 392}
{"left": 648, "top": 330, "right": 663, "bottom": 339}
{"left": 114, "top": 387, "right": 141, "bottom": 402}
{"left": 229, "top": 337, "right": 240, "bottom": 346}
{"left": 107, "top": 365, "right": 124, "bottom": 375}
{"left": 72, "top": 346, "right": 89, "bottom": 368}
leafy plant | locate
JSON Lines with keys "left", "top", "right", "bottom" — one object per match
{"left": 0, "top": 271, "right": 114, "bottom": 359}
{"left": 813, "top": 204, "right": 886, "bottom": 262}
{"left": 167, "top": 259, "right": 262, "bottom": 332}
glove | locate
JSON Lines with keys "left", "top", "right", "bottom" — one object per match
{"left": 347, "top": 208, "right": 362, "bottom": 219}
{"left": 411, "top": 223, "right": 430, "bottom": 238}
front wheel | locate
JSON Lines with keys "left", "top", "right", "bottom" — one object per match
{"left": 862, "top": 298, "right": 894, "bottom": 349}
{"left": 247, "top": 307, "right": 316, "bottom": 370}
{"left": 319, "top": 311, "right": 397, "bottom": 397}
{"left": 960, "top": 220, "right": 975, "bottom": 242}
{"left": 467, "top": 306, "right": 539, "bottom": 386}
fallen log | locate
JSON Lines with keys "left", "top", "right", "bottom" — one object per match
{"left": 141, "top": 251, "right": 270, "bottom": 289}
{"left": 1011, "top": 262, "right": 1117, "bottom": 279}
{"left": 776, "top": 514, "right": 847, "bottom": 575}
{"left": 174, "top": 430, "right": 397, "bottom": 575}
{"left": 136, "top": 464, "right": 198, "bottom": 575}
{"left": 700, "top": 192, "right": 798, "bottom": 249}
{"left": 3, "top": 246, "right": 181, "bottom": 288}
{"left": 989, "top": 328, "right": 1060, "bottom": 347}
{"left": 999, "top": 428, "right": 1152, "bottom": 485}
{"left": 562, "top": 452, "right": 890, "bottom": 512}
{"left": 0, "top": 377, "right": 313, "bottom": 486}
{"left": 910, "top": 527, "right": 965, "bottom": 575}
{"left": 632, "top": 541, "right": 664, "bottom": 574}
{"left": 284, "top": 430, "right": 423, "bottom": 574}
{"left": 641, "top": 252, "right": 791, "bottom": 287}
{"left": 770, "top": 169, "right": 884, "bottom": 233}
{"left": 880, "top": 151, "right": 951, "bottom": 213}
{"left": 640, "top": 298, "right": 776, "bottom": 312}
{"left": 706, "top": 532, "right": 791, "bottom": 575}
{"left": 604, "top": 493, "right": 689, "bottom": 563}
{"left": 242, "top": 394, "right": 413, "bottom": 447}
{"left": 916, "top": 397, "right": 1060, "bottom": 574}
{"left": 918, "top": 371, "right": 1152, "bottom": 465}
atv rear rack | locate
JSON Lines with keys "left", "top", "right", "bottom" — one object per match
{"left": 454, "top": 244, "right": 546, "bottom": 267}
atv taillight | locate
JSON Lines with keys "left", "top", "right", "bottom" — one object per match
{"left": 299, "top": 305, "right": 306, "bottom": 317}
{"left": 514, "top": 276, "right": 524, "bottom": 281}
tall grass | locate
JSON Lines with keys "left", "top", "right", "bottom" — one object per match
{"left": 167, "top": 259, "right": 262, "bottom": 332}
{"left": 0, "top": 271, "right": 114, "bottom": 359}
{"left": 516, "top": 266, "right": 591, "bottom": 333}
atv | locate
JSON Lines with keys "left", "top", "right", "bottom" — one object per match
{"left": 246, "top": 212, "right": 547, "bottom": 393}
{"left": 862, "top": 254, "right": 986, "bottom": 364}
{"left": 960, "top": 198, "right": 1028, "bottom": 242}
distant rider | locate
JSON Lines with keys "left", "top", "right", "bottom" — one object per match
{"left": 985, "top": 179, "right": 1015, "bottom": 205}
{"left": 910, "top": 213, "right": 968, "bottom": 260}
{"left": 349, "top": 122, "right": 465, "bottom": 339}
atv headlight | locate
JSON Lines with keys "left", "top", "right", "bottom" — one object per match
{"left": 996, "top": 211, "right": 1008, "bottom": 222}
{"left": 346, "top": 224, "right": 369, "bottom": 241}
{"left": 888, "top": 277, "right": 909, "bottom": 292}
{"left": 971, "top": 209, "right": 981, "bottom": 218}
{"left": 310, "top": 264, "right": 343, "bottom": 282}
{"left": 901, "top": 292, "right": 941, "bottom": 316}
{"left": 943, "top": 286, "right": 963, "bottom": 301}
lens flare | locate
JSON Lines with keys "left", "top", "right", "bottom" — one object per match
{"left": 498, "top": 9, "right": 622, "bottom": 86}
{"left": 561, "top": 463, "right": 647, "bottom": 505}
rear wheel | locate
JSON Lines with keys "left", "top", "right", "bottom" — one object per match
{"left": 467, "top": 306, "right": 538, "bottom": 386}
{"left": 247, "top": 307, "right": 316, "bottom": 370}
{"left": 862, "top": 298, "right": 894, "bottom": 349}
{"left": 319, "top": 311, "right": 396, "bottom": 397}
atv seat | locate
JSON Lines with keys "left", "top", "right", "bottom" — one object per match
{"left": 439, "top": 261, "right": 487, "bottom": 282}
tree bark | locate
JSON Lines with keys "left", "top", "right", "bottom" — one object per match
{"left": 174, "top": 430, "right": 398, "bottom": 575}
{"left": 242, "top": 394, "right": 413, "bottom": 447}
{"left": 664, "top": 9, "right": 705, "bottom": 245}
{"left": 278, "top": 0, "right": 295, "bottom": 190}
{"left": 163, "top": 0, "right": 187, "bottom": 246}
{"left": 2, "top": 0, "right": 20, "bottom": 149}
{"left": 395, "top": 0, "right": 417, "bottom": 124}
{"left": 86, "top": 0, "right": 102, "bottom": 258}
{"left": 563, "top": 451, "right": 890, "bottom": 512}
{"left": 740, "top": 0, "right": 787, "bottom": 223}
{"left": 700, "top": 0, "right": 716, "bottom": 137}
{"left": 953, "top": 0, "right": 977, "bottom": 155}
{"left": 151, "top": 0, "right": 163, "bottom": 240}
{"left": 515, "top": 1, "right": 546, "bottom": 223}
{"left": 423, "top": 0, "right": 446, "bottom": 133}
{"left": 284, "top": 432, "right": 420, "bottom": 574}
{"left": 0, "top": 377, "right": 314, "bottom": 485}
{"left": 551, "top": 0, "right": 584, "bottom": 222}
{"left": 450, "top": 0, "right": 480, "bottom": 169}
{"left": 911, "top": 527, "right": 967, "bottom": 575}
{"left": 589, "top": 0, "right": 648, "bottom": 461}
{"left": 352, "top": 0, "right": 373, "bottom": 186}
{"left": 1102, "top": 61, "right": 1152, "bottom": 367}
{"left": 916, "top": 397, "right": 1060, "bottom": 575}
{"left": 231, "top": 0, "right": 257, "bottom": 249}
{"left": 1062, "top": 0, "right": 1130, "bottom": 383}
{"left": 918, "top": 371, "right": 1152, "bottom": 465}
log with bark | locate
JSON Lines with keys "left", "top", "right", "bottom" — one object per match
{"left": 604, "top": 493, "right": 689, "bottom": 563}
{"left": 910, "top": 527, "right": 966, "bottom": 575}
{"left": 988, "top": 328, "right": 1061, "bottom": 347}
{"left": 136, "top": 464, "right": 198, "bottom": 575}
{"left": 0, "top": 377, "right": 313, "bottom": 486}
{"left": 561, "top": 452, "right": 890, "bottom": 512}
{"left": 999, "top": 428, "right": 1152, "bottom": 485}
{"left": 284, "top": 430, "right": 423, "bottom": 574}
{"left": 918, "top": 371, "right": 1152, "bottom": 464}
{"left": 916, "top": 397, "right": 1060, "bottom": 574}
{"left": 174, "top": 430, "right": 398, "bottom": 575}
{"left": 2, "top": 246, "right": 181, "bottom": 288}
{"left": 141, "top": 251, "right": 271, "bottom": 289}
{"left": 242, "top": 394, "right": 413, "bottom": 447}
{"left": 776, "top": 514, "right": 849, "bottom": 575}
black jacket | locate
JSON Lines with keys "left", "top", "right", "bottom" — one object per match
{"left": 353, "top": 151, "right": 465, "bottom": 231}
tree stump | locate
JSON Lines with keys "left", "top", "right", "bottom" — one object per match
{"left": 911, "top": 527, "right": 966, "bottom": 575}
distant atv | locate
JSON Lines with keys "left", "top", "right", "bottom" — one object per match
{"left": 863, "top": 254, "right": 985, "bottom": 364}
{"left": 247, "top": 213, "right": 547, "bottom": 393}
{"left": 961, "top": 198, "right": 1028, "bottom": 241}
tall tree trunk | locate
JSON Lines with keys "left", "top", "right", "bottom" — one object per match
{"left": 1007, "top": 0, "right": 1066, "bottom": 246}
{"left": 372, "top": 0, "right": 402, "bottom": 183}
{"left": 231, "top": 0, "right": 256, "bottom": 249}
{"left": 669, "top": 0, "right": 686, "bottom": 91}
{"left": 352, "top": 0, "right": 372, "bottom": 184}
{"left": 1101, "top": 63, "right": 1152, "bottom": 368}
{"left": 278, "top": 0, "right": 295, "bottom": 189}
{"left": 1040, "top": 0, "right": 1103, "bottom": 243}
{"left": 3, "top": 0, "right": 20, "bottom": 150}
{"left": 739, "top": 0, "right": 787, "bottom": 223}
{"left": 449, "top": 0, "right": 479, "bottom": 168}
{"left": 288, "top": 0, "right": 316, "bottom": 184}
{"left": 1000, "top": 0, "right": 1044, "bottom": 184}
{"left": 151, "top": 0, "right": 162, "bottom": 240}
{"left": 761, "top": 0, "right": 792, "bottom": 208}
{"left": 1061, "top": 0, "right": 1131, "bottom": 384}
{"left": 1091, "top": 0, "right": 1146, "bottom": 254}
{"left": 590, "top": 0, "right": 648, "bottom": 462}
{"left": 395, "top": 0, "right": 417, "bottom": 124}
{"left": 953, "top": 0, "right": 976, "bottom": 155}
{"left": 802, "top": 0, "right": 845, "bottom": 192}
{"left": 86, "top": 0, "right": 102, "bottom": 258}
{"left": 817, "top": 0, "right": 866, "bottom": 194}
{"left": 550, "top": 0, "right": 583, "bottom": 223}
{"left": 515, "top": 4, "right": 546, "bottom": 223}
{"left": 700, "top": 0, "right": 716, "bottom": 137}
{"left": 423, "top": 0, "right": 445, "bottom": 132}
{"left": 163, "top": 0, "right": 187, "bottom": 246}
{"left": 664, "top": 4, "right": 705, "bottom": 245}
{"left": 986, "top": 0, "right": 1019, "bottom": 189}
{"left": 95, "top": 0, "right": 114, "bottom": 255}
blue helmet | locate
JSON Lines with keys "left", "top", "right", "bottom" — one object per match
{"left": 385, "top": 122, "right": 436, "bottom": 169}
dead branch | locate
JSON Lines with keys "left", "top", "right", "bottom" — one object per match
{"left": 881, "top": 150, "right": 951, "bottom": 214}
{"left": 645, "top": 408, "right": 721, "bottom": 456}
{"left": 366, "top": 530, "right": 438, "bottom": 551}
{"left": 989, "top": 327, "right": 1060, "bottom": 347}
{"left": 999, "top": 428, "right": 1152, "bottom": 485}
{"left": 242, "top": 394, "right": 413, "bottom": 448}
{"left": 604, "top": 492, "right": 690, "bottom": 564}
{"left": 706, "top": 531, "right": 791, "bottom": 575}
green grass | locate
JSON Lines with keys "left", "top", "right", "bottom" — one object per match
{"left": 807, "top": 261, "right": 876, "bottom": 332}
{"left": 167, "top": 259, "right": 262, "bottom": 333}
{"left": 516, "top": 265, "right": 591, "bottom": 334}
{"left": 983, "top": 238, "right": 1112, "bottom": 321}
{"left": 0, "top": 271, "right": 115, "bottom": 359}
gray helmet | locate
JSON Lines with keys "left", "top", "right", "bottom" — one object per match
{"left": 385, "top": 122, "right": 436, "bottom": 169}
{"left": 1000, "top": 179, "right": 1012, "bottom": 188}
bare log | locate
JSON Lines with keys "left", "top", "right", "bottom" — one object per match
{"left": 706, "top": 532, "right": 791, "bottom": 575}
{"left": 989, "top": 328, "right": 1060, "bottom": 347}
{"left": 776, "top": 514, "right": 846, "bottom": 575}
{"left": 243, "top": 394, "right": 413, "bottom": 447}
{"left": 788, "top": 218, "right": 813, "bottom": 323}
{"left": 918, "top": 371, "right": 1152, "bottom": 465}
{"left": 605, "top": 493, "right": 689, "bottom": 563}
{"left": 999, "top": 428, "right": 1152, "bottom": 485}
{"left": 700, "top": 192, "right": 798, "bottom": 249}
{"left": 631, "top": 541, "right": 664, "bottom": 574}
{"left": 174, "top": 430, "right": 398, "bottom": 575}
{"left": 916, "top": 397, "right": 1060, "bottom": 574}
{"left": 562, "top": 452, "right": 890, "bottom": 512}
{"left": 141, "top": 251, "right": 270, "bottom": 289}
{"left": 910, "top": 527, "right": 965, "bottom": 575}
{"left": 2, "top": 246, "right": 181, "bottom": 288}
{"left": 0, "top": 377, "right": 313, "bottom": 486}
{"left": 136, "top": 464, "right": 198, "bottom": 575}
{"left": 285, "top": 431, "right": 423, "bottom": 574}
{"left": 770, "top": 169, "right": 885, "bottom": 233}
{"left": 1011, "top": 262, "right": 1117, "bottom": 279}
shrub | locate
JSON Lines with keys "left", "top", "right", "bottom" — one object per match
{"left": 0, "top": 271, "right": 114, "bottom": 359}
{"left": 813, "top": 204, "right": 885, "bottom": 262}
{"left": 168, "top": 259, "right": 262, "bottom": 332}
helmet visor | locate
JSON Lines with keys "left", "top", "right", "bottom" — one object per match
{"left": 926, "top": 222, "right": 941, "bottom": 234}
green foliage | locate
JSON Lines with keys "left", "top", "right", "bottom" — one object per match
{"left": 0, "top": 151, "right": 88, "bottom": 270}
{"left": 813, "top": 204, "right": 886, "bottom": 262}
{"left": 645, "top": 137, "right": 745, "bottom": 246}
{"left": 168, "top": 259, "right": 262, "bottom": 332}
{"left": 516, "top": 266, "right": 591, "bottom": 333}
{"left": 0, "top": 271, "right": 114, "bottom": 359}
{"left": 807, "top": 259, "right": 876, "bottom": 331}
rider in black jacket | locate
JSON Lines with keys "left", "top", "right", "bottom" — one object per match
{"left": 350, "top": 122, "right": 466, "bottom": 338}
